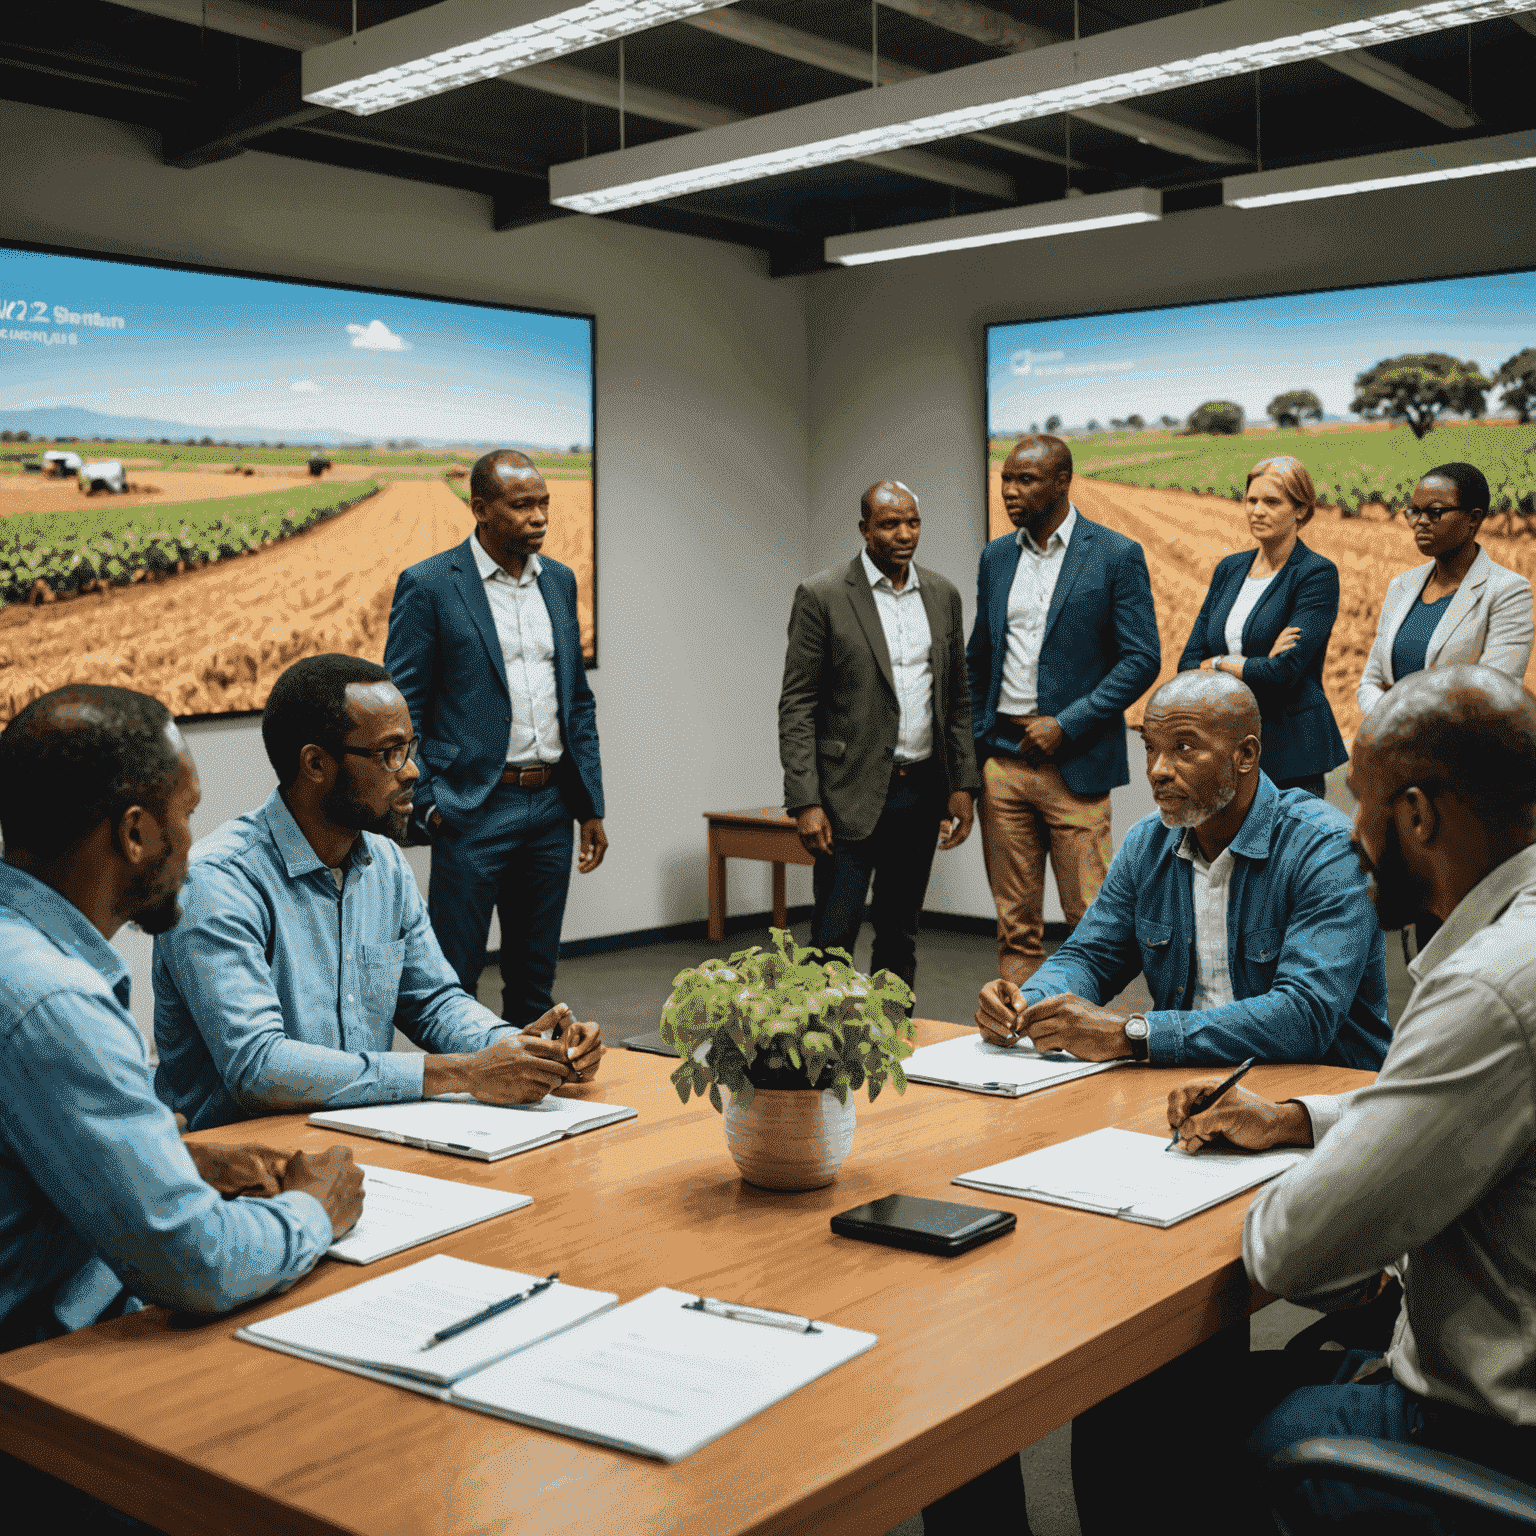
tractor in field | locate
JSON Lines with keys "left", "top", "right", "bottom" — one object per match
{"left": 43, "top": 449, "right": 84, "bottom": 478}
{"left": 77, "top": 460, "right": 128, "bottom": 495}
{"left": 308, "top": 450, "right": 332, "bottom": 478}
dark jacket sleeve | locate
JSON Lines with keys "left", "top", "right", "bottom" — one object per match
{"left": 779, "top": 582, "right": 827, "bottom": 814}
{"left": 1238, "top": 557, "right": 1340, "bottom": 695}
{"left": 966, "top": 546, "right": 995, "bottom": 735}
{"left": 1054, "top": 540, "right": 1161, "bottom": 742}
{"left": 943, "top": 581, "right": 982, "bottom": 794}
{"left": 1178, "top": 559, "right": 1229, "bottom": 671}
{"left": 556, "top": 565, "right": 603, "bottom": 821}
{"left": 383, "top": 565, "right": 440, "bottom": 834}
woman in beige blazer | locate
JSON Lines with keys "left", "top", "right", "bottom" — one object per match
{"left": 1356, "top": 461, "right": 1534, "bottom": 716}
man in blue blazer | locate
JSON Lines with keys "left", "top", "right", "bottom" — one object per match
{"left": 966, "top": 435, "right": 1160, "bottom": 984}
{"left": 384, "top": 450, "right": 606, "bottom": 1025}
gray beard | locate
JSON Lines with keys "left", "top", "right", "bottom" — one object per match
{"left": 1158, "top": 772, "right": 1238, "bottom": 830}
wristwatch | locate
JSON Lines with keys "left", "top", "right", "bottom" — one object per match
{"left": 1124, "top": 1014, "right": 1150, "bottom": 1062}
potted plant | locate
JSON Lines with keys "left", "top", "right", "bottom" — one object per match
{"left": 659, "top": 928, "right": 917, "bottom": 1190}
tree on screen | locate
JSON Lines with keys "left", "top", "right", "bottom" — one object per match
{"left": 1158, "top": 415, "right": 1179, "bottom": 429}
{"left": 1186, "top": 401, "right": 1245, "bottom": 436}
{"left": 1267, "top": 390, "right": 1324, "bottom": 429}
{"left": 1494, "top": 349, "right": 1536, "bottom": 424}
{"left": 1045, "top": 414, "right": 1063, "bottom": 434}
{"left": 1126, "top": 413, "right": 1146, "bottom": 431}
{"left": 1350, "top": 354, "right": 1489, "bottom": 440}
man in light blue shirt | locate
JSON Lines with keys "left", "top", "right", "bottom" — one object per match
{"left": 0, "top": 684, "right": 362, "bottom": 1359}
{"left": 154, "top": 654, "right": 603, "bottom": 1131}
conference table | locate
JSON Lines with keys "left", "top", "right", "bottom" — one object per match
{"left": 0, "top": 1022, "right": 1369, "bottom": 1536}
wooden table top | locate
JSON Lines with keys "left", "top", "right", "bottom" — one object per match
{"left": 703, "top": 807, "right": 796, "bottom": 829}
{"left": 0, "top": 1023, "right": 1370, "bottom": 1536}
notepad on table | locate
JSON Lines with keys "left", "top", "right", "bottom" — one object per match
{"left": 238, "top": 1254, "right": 618, "bottom": 1393}
{"left": 904, "top": 1033, "right": 1127, "bottom": 1098}
{"left": 308, "top": 1095, "right": 637, "bottom": 1161}
{"left": 324, "top": 1165, "right": 531, "bottom": 1265}
{"left": 451, "top": 1286, "right": 878, "bottom": 1462}
{"left": 954, "top": 1126, "right": 1308, "bottom": 1227}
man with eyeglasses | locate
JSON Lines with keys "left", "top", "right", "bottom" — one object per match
{"left": 152, "top": 654, "right": 602, "bottom": 1132}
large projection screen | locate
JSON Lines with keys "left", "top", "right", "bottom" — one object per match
{"left": 0, "top": 245, "right": 595, "bottom": 723}
{"left": 987, "top": 268, "right": 1536, "bottom": 742}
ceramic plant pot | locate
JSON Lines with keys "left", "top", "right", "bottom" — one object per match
{"left": 722, "top": 1086, "right": 856, "bottom": 1191}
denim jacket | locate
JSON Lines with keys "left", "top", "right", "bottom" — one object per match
{"left": 1020, "top": 774, "right": 1390, "bottom": 1067}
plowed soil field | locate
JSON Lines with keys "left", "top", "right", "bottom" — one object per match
{"left": 988, "top": 469, "right": 1536, "bottom": 742}
{"left": 0, "top": 470, "right": 347, "bottom": 517}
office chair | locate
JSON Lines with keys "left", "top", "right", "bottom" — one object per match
{"left": 1266, "top": 1436, "right": 1536, "bottom": 1534}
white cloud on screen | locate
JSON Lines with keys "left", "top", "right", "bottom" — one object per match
{"left": 290, "top": 379, "right": 323, "bottom": 393}
{"left": 347, "top": 320, "right": 410, "bottom": 351}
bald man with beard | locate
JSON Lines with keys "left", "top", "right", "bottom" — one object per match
{"left": 1073, "top": 665, "right": 1536, "bottom": 1534}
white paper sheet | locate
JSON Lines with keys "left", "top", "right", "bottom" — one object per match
{"left": 324, "top": 1165, "right": 531, "bottom": 1264}
{"left": 238, "top": 1254, "right": 618, "bottom": 1387}
{"left": 307, "top": 1096, "right": 637, "bottom": 1161}
{"left": 451, "top": 1286, "right": 878, "bottom": 1462}
{"left": 904, "top": 1033, "right": 1126, "bottom": 1097}
{"left": 955, "top": 1126, "right": 1308, "bottom": 1227}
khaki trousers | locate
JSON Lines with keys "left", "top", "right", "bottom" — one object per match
{"left": 979, "top": 753, "right": 1112, "bottom": 985}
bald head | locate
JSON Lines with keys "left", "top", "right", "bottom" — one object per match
{"left": 1007, "top": 434, "right": 1072, "bottom": 479}
{"left": 1145, "top": 671, "right": 1262, "bottom": 745}
{"left": 1359, "top": 666, "right": 1536, "bottom": 831}
{"left": 860, "top": 479, "right": 918, "bottom": 522}
{"left": 469, "top": 448, "right": 538, "bottom": 503}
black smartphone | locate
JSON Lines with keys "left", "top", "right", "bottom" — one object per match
{"left": 621, "top": 1030, "right": 678, "bottom": 1057}
{"left": 831, "top": 1194, "right": 1016, "bottom": 1255}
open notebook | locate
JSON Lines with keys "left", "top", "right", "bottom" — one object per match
{"left": 904, "top": 1033, "right": 1126, "bottom": 1098}
{"left": 326, "top": 1166, "right": 531, "bottom": 1265}
{"left": 308, "top": 1094, "right": 637, "bottom": 1161}
{"left": 954, "top": 1126, "right": 1308, "bottom": 1228}
{"left": 241, "top": 1262, "right": 876, "bottom": 1462}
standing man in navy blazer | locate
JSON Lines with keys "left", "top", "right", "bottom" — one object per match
{"left": 384, "top": 450, "right": 606, "bottom": 1025}
{"left": 967, "top": 435, "right": 1160, "bottom": 985}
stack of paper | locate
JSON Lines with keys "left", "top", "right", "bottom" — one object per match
{"left": 308, "top": 1094, "right": 637, "bottom": 1161}
{"left": 954, "top": 1126, "right": 1308, "bottom": 1227}
{"left": 326, "top": 1166, "right": 531, "bottom": 1265}
{"left": 239, "top": 1254, "right": 618, "bottom": 1393}
{"left": 904, "top": 1033, "right": 1126, "bottom": 1098}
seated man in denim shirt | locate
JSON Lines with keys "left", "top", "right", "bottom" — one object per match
{"left": 154, "top": 654, "right": 603, "bottom": 1131}
{"left": 975, "top": 670, "right": 1390, "bottom": 1068}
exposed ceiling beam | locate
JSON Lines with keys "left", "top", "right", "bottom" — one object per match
{"left": 512, "top": 62, "right": 1017, "bottom": 200}
{"left": 104, "top": 0, "right": 339, "bottom": 49}
{"left": 163, "top": 66, "right": 328, "bottom": 167}
{"left": 683, "top": 8, "right": 1088, "bottom": 169}
{"left": 882, "top": 0, "right": 1479, "bottom": 131}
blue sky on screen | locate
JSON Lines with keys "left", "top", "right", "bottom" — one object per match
{"left": 1, "top": 248, "right": 592, "bottom": 446}
{"left": 988, "top": 269, "right": 1536, "bottom": 435}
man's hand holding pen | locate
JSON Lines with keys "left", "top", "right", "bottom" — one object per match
{"left": 976, "top": 979, "right": 1132, "bottom": 1061}
{"left": 1166, "top": 1080, "right": 1314, "bottom": 1155}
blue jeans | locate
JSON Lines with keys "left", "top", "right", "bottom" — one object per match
{"left": 427, "top": 781, "right": 574, "bottom": 1025}
{"left": 811, "top": 767, "right": 943, "bottom": 993}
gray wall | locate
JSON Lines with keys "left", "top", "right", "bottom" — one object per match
{"left": 802, "top": 171, "right": 1536, "bottom": 917}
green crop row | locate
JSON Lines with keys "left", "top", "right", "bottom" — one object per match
{"left": 0, "top": 478, "right": 380, "bottom": 607}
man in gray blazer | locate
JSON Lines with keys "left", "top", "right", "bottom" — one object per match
{"left": 778, "top": 480, "right": 981, "bottom": 992}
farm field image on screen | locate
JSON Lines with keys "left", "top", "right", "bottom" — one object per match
{"left": 0, "top": 248, "right": 595, "bottom": 721}
{"left": 987, "top": 270, "right": 1536, "bottom": 741}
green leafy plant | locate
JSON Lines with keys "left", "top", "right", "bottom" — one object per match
{"left": 659, "top": 928, "right": 916, "bottom": 1112}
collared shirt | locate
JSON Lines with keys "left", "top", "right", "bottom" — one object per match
{"left": 998, "top": 505, "right": 1077, "bottom": 717}
{"left": 153, "top": 789, "right": 509, "bottom": 1130}
{"left": 1019, "top": 773, "right": 1391, "bottom": 1068}
{"left": 1246, "top": 842, "right": 1536, "bottom": 1425}
{"left": 470, "top": 532, "right": 562, "bottom": 766}
{"left": 0, "top": 862, "right": 331, "bottom": 1351}
{"left": 860, "top": 547, "right": 933, "bottom": 764}
{"left": 1178, "top": 835, "right": 1238, "bottom": 1011}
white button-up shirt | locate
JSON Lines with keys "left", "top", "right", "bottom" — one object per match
{"left": 998, "top": 506, "right": 1077, "bottom": 717}
{"left": 861, "top": 548, "right": 933, "bottom": 765}
{"left": 471, "top": 533, "right": 563, "bottom": 766}
{"left": 1177, "top": 831, "right": 1238, "bottom": 1011}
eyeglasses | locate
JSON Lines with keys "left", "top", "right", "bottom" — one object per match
{"left": 1402, "top": 505, "right": 1467, "bottom": 525}
{"left": 339, "top": 737, "right": 419, "bottom": 773}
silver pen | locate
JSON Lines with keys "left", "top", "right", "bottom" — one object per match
{"left": 684, "top": 1297, "right": 820, "bottom": 1334}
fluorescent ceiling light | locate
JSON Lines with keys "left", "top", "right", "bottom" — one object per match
{"left": 302, "top": 0, "right": 737, "bottom": 116}
{"left": 825, "top": 188, "right": 1162, "bottom": 265}
{"left": 1224, "top": 128, "right": 1536, "bottom": 206}
{"left": 550, "top": 0, "right": 1536, "bottom": 214}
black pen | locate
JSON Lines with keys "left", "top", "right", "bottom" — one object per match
{"left": 419, "top": 1272, "right": 559, "bottom": 1350}
{"left": 1165, "top": 1057, "right": 1257, "bottom": 1152}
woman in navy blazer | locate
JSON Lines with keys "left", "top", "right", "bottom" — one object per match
{"left": 1177, "top": 455, "right": 1347, "bottom": 797}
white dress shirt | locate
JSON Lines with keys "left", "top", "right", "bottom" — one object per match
{"left": 861, "top": 548, "right": 933, "bottom": 764}
{"left": 1177, "top": 833, "right": 1237, "bottom": 1010}
{"left": 470, "top": 534, "right": 563, "bottom": 766}
{"left": 998, "top": 506, "right": 1077, "bottom": 717}
{"left": 1222, "top": 570, "right": 1277, "bottom": 658}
